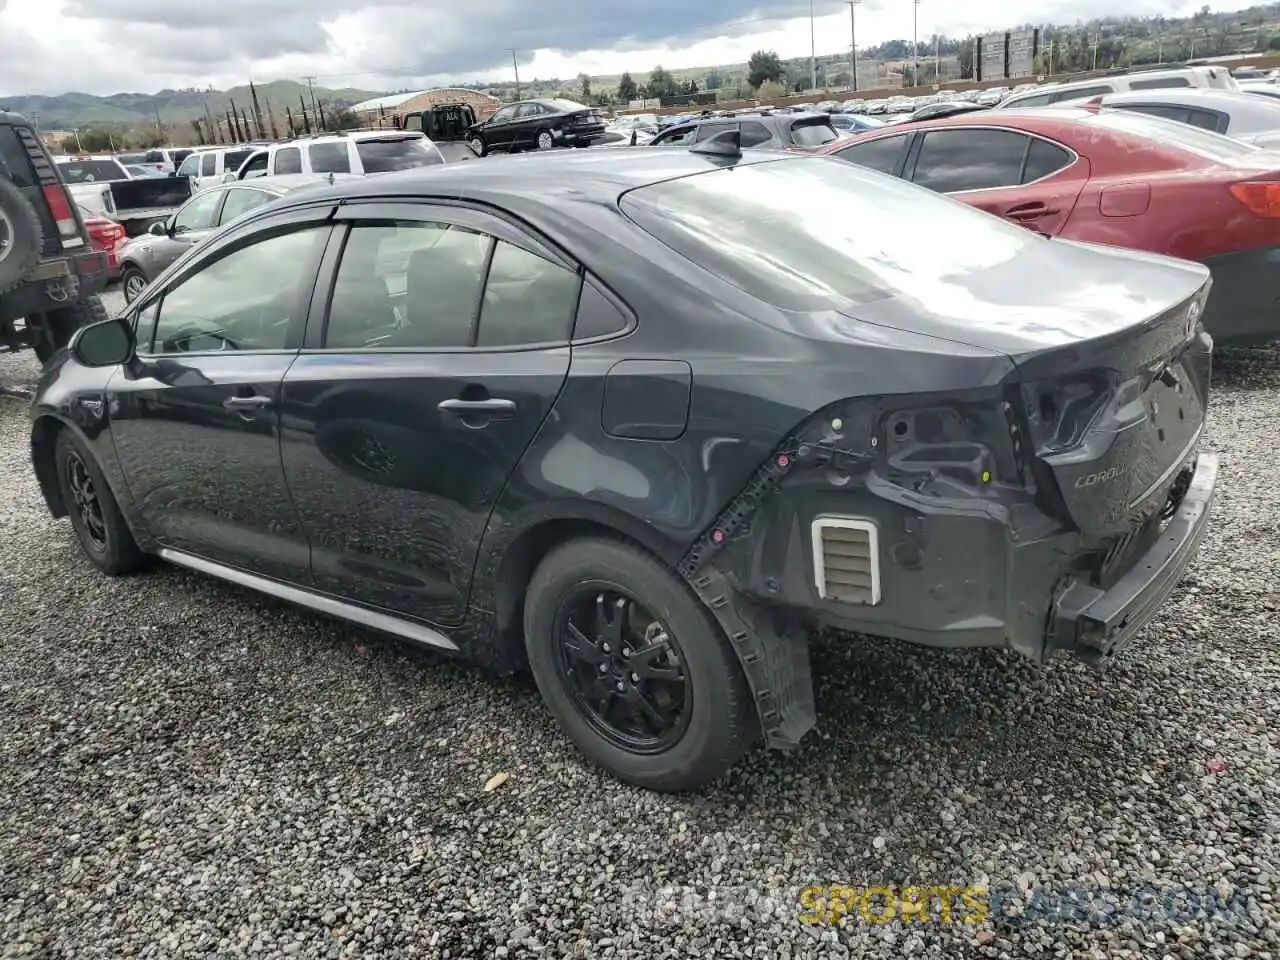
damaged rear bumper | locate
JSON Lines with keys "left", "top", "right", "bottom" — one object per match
{"left": 1050, "top": 452, "right": 1217, "bottom": 666}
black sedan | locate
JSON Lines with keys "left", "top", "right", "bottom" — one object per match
{"left": 32, "top": 144, "right": 1218, "bottom": 791}
{"left": 648, "top": 111, "right": 840, "bottom": 150}
{"left": 466, "top": 98, "right": 606, "bottom": 156}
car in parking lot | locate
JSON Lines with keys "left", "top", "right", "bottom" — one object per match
{"left": 1055, "top": 88, "right": 1280, "bottom": 147}
{"left": 466, "top": 98, "right": 606, "bottom": 155}
{"left": 228, "top": 131, "right": 446, "bottom": 181}
{"left": 999, "top": 65, "right": 1238, "bottom": 109}
{"left": 116, "top": 175, "right": 350, "bottom": 302}
{"left": 30, "top": 144, "right": 1217, "bottom": 791}
{"left": 822, "top": 106, "right": 1280, "bottom": 343}
{"left": 648, "top": 111, "right": 840, "bottom": 150}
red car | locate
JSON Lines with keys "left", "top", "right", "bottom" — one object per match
{"left": 76, "top": 206, "right": 127, "bottom": 278}
{"left": 818, "top": 105, "right": 1280, "bottom": 343}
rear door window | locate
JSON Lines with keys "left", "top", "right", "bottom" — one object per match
{"left": 475, "top": 241, "right": 581, "bottom": 347}
{"left": 832, "top": 134, "right": 911, "bottom": 176}
{"left": 200, "top": 153, "right": 217, "bottom": 177}
{"left": 274, "top": 147, "right": 303, "bottom": 175}
{"left": 1022, "top": 138, "right": 1073, "bottom": 182}
{"left": 910, "top": 129, "right": 1030, "bottom": 192}
{"left": 309, "top": 142, "right": 351, "bottom": 173}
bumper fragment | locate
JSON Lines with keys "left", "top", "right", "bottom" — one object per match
{"left": 1051, "top": 453, "right": 1217, "bottom": 666}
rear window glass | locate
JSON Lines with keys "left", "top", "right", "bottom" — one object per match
{"left": 790, "top": 119, "right": 839, "bottom": 146}
{"left": 58, "top": 160, "right": 123, "bottom": 183}
{"left": 1084, "top": 110, "right": 1258, "bottom": 159}
{"left": 355, "top": 137, "right": 443, "bottom": 172}
{"left": 546, "top": 99, "right": 591, "bottom": 113}
{"left": 620, "top": 157, "right": 1037, "bottom": 313}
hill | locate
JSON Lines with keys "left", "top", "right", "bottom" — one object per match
{"left": 0, "top": 80, "right": 386, "bottom": 130}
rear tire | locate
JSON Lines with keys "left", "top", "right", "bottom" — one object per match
{"left": 0, "top": 175, "right": 43, "bottom": 294}
{"left": 469, "top": 135, "right": 486, "bottom": 157}
{"left": 53, "top": 428, "right": 145, "bottom": 576}
{"left": 536, "top": 129, "right": 554, "bottom": 151}
{"left": 523, "top": 537, "right": 756, "bottom": 792}
{"left": 31, "top": 294, "right": 108, "bottom": 366}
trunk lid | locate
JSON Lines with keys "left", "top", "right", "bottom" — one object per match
{"left": 845, "top": 238, "right": 1213, "bottom": 539}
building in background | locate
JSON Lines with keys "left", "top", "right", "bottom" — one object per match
{"left": 350, "top": 88, "right": 503, "bottom": 126}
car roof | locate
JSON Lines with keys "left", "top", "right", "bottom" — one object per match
{"left": 1082, "top": 88, "right": 1272, "bottom": 109}
{"left": 265, "top": 148, "right": 791, "bottom": 211}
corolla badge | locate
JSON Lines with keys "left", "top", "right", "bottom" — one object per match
{"left": 1075, "top": 462, "right": 1133, "bottom": 489}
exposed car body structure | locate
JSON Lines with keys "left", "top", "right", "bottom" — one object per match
{"left": 822, "top": 106, "right": 1280, "bottom": 343}
{"left": 30, "top": 148, "right": 1217, "bottom": 790}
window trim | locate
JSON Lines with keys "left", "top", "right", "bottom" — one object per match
{"left": 902, "top": 125, "right": 1081, "bottom": 195}
{"left": 304, "top": 201, "right": 602, "bottom": 354}
{"left": 129, "top": 206, "right": 338, "bottom": 358}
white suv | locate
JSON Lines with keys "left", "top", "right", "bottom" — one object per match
{"left": 999, "top": 66, "right": 1239, "bottom": 109}
{"left": 176, "top": 145, "right": 261, "bottom": 192}
{"left": 227, "top": 131, "right": 445, "bottom": 182}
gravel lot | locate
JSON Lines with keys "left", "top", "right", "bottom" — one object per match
{"left": 2, "top": 298, "right": 1279, "bottom": 957}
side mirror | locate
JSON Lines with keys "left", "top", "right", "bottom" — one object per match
{"left": 148, "top": 220, "right": 167, "bottom": 237}
{"left": 70, "top": 316, "right": 135, "bottom": 368}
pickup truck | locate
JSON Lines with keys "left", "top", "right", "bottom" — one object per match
{"left": 56, "top": 156, "right": 192, "bottom": 237}
{"left": 1, "top": 111, "right": 111, "bottom": 365}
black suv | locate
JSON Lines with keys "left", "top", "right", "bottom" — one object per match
{"left": 649, "top": 111, "right": 841, "bottom": 150}
{"left": 1, "top": 111, "right": 110, "bottom": 363}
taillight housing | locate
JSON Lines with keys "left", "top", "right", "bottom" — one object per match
{"left": 42, "top": 183, "right": 83, "bottom": 246}
{"left": 1229, "top": 181, "right": 1280, "bottom": 217}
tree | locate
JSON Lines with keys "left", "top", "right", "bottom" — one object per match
{"left": 647, "top": 65, "right": 679, "bottom": 100}
{"left": 617, "top": 71, "right": 639, "bottom": 103}
{"left": 60, "top": 128, "right": 114, "bottom": 153}
{"left": 747, "top": 49, "right": 785, "bottom": 90}
{"left": 704, "top": 70, "right": 721, "bottom": 91}
{"left": 579, "top": 73, "right": 591, "bottom": 100}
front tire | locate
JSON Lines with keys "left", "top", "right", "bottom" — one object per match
{"left": 121, "top": 265, "right": 148, "bottom": 303}
{"left": 53, "top": 428, "right": 145, "bottom": 576}
{"left": 524, "top": 537, "right": 756, "bottom": 792}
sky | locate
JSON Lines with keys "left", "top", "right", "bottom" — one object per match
{"left": 0, "top": 0, "right": 1264, "bottom": 98}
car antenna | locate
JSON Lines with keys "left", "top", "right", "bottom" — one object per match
{"left": 690, "top": 128, "right": 742, "bottom": 160}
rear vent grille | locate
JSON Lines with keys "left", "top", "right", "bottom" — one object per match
{"left": 811, "top": 517, "right": 881, "bottom": 605}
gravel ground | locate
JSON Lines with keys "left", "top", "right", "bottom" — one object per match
{"left": 1, "top": 319, "right": 1278, "bottom": 958}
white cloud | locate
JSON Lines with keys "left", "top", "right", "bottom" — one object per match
{"left": 0, "top": 0, "right": 1264, "bottom": 97}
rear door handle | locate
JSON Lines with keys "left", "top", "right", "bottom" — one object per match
{"left": 437, "top": 398, "right": 517, "bottom": 419}
{"left": 223, "top": 395, "right": 273, "bottom": 411}
{"left": 1005, "top": 202, "right": 1058, "bottom": 221}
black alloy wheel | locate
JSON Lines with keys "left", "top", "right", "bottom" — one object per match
{"left": 64, "top": 447, "right": 108, "bottom": 553}
{"left": 523, "top": 537, "right": 756, "bottom": 792}
{"left": 555, "top": 588, "right": 690, "bottom": 753}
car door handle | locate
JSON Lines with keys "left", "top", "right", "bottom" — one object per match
{"left": 437, "top": 398, "right": 516, "bottom": 419}
{"left": 223, "top": 395, "right": 273, "bottom": 411}
{"left": 1005, "top": 202, "right": 1058, "bottom": 221}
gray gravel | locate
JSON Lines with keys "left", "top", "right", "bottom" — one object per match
{"left": 1, "top": 332, "right": 1278, "bottom": 958}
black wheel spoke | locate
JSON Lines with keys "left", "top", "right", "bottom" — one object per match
{"left": 628, "top": 638, "right": 682, "bottom": 683}
{"left": 563, "top": 621, "right": 606, "bottom": 666}
{"left": 556, "top": 588, "right": 691, "bottom": 755}
{"left": 65, "top": 453, "right": 108, "bottom": 550}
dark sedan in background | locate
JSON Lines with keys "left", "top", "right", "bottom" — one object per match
{"left": 466, "top": 98, "right": 606, "bottom": 156}
{"left": 116, "top": 175, "right": 350, "bottom": 302}
{"left": 31, "top": 145, "right": 1216, "bottom": 791}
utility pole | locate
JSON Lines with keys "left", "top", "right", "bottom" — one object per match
{"left": 508, "top": 49, "right": 521, "bottom": 100}
{"left": 935, "top": 33, "right": 941, "bottom": 85}
{"left": 846, "top": 0, "right": 861, "bottom": 93}
{"left": 912, "top": 0, "right": 921, "bottom": 88}
{"left": 809, "top": 0, "right": 817, "bottom": 91}
{"left": 1093, "top": 32, "right": 1100, "bottom": 71}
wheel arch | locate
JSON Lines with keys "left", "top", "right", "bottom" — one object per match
{"left": 30, "top": 414, "right": 69, "bottom": 518}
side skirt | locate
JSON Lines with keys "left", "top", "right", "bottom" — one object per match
{"left": 157, "top": 548, "right": 460, "bottom": 653}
